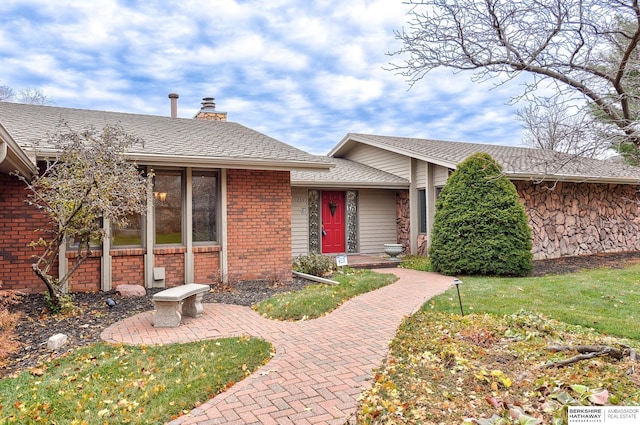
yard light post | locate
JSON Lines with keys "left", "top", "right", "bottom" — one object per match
{"left": 452, "top": 278, "right": 464, "bottom": 316}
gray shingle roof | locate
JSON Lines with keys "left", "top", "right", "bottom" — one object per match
{"left": 333, "top": 133, "right": 640, "bottom": 183}
{"left": 291, "top": 157, "right": 409, "bottom": 188}
{"left": 0, "top": 102, "right": 330, "bottom": 171}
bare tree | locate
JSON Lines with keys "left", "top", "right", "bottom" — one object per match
{"left": 0, "top": 85, "right": 51, "bottom": 104}
{"left": 516, "top": 98, "right": 607, "bottom": 157}
{"left": 18, "top": 88, "right": 52, "bottom": 105}
{"left": 391, "top": 0, "right": 640, "bottom": 152}
{"left": 0, "top": 85, "right": 15, "bottom": 101}
{"left": 14, "top": 124, "right": 152, "bottom": 311}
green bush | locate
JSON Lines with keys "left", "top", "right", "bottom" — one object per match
{"left": 292, "top": 253, "right": 336, "bottom": 277}
{"left": 429, "top": 153, "right": 533, "bottom": 276}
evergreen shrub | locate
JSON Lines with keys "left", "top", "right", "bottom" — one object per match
{"left": 429, "top": 153, "right": 533, "bottom": 276}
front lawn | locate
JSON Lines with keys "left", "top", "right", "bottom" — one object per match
{"left": 357, "top": 310, "right": 640, "bottom": 424}
{"left": 428, "top": 263, "right": 640, "bottom": 340}
{"left": 0, "top": 337, "right": 271, "bottom": 424}
{"left": 252, "top": 268, "right": 398, "bottom": 320}
{"left": 357, "top": 264, "right": 640, "bottom": 424}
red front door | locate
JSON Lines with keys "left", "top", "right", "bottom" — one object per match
{"left": 321, "top": 191, "right": 346, "bottom": 253}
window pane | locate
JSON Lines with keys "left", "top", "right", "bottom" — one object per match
{"left": 112, "top": 214, "right": 144, "bottom": 246}
{"left": 155, "top": 172, "right": 183, "bottom": 244}
{"left": 418, "top": 189, "right": 427, "bottom": 233}
{"left": 192, "top": 171, "right": 217, "bottom": 242}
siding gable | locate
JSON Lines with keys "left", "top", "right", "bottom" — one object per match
{"left": 342, "top": 144, "right": 410, "bottom": 180}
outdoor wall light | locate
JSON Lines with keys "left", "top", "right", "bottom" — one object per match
{"left": 452, "top": 278, "right": 464, "bottom": 316}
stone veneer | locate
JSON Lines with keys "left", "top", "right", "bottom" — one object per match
{"left": 396, "top": 181, "right": 640, "bottom": 261}
{"left": 396, "top": 190, "right": 410, "bottom": 254}
{"left": 515, "top": 181, "right": 640, "bottom": 259}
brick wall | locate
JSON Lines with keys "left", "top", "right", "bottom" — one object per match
{"left": 226, "top": 169, "right": 292, "bottom": 282}
{"left": 65, "top": 252, "right": 101, "bottom": 292}
{"left": 194, "top": 246, "right": 221, "bottom": 283}
{"left": 0, "top": 174, "right": 57, "bottom": 293}
{"left": 111, "top": 248, "right": 145, "bottom": 286}
{"left": 153, "top": 247, "right": 186, "bottom": 287}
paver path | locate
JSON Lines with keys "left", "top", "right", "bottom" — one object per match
{"left": 101, "top": 269, "right": 452, "bottom": 424}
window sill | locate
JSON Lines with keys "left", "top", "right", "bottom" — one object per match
{"left": 193, "top": 245, "right": 221, "bottom": 253}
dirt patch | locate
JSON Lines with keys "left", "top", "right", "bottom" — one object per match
{"left": 531, "top": 251, "right": 640, "bottom": 276}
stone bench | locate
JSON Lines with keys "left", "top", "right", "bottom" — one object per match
{"left": 152, "top": 283, "right": 210, "bottom": 327}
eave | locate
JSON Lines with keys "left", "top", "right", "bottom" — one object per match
{"left": 29, "top": 148, "right": 335, "bottom": 172}
{"left": 0, "top": 123, "right": 37, "bottom": 177}
{"left": 290, "top": 180, "right": 409, "bottom": 189}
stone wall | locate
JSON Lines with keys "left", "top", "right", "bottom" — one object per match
{"left": 396, "top": 190, "right": 410, "bottom": 254}
{"left": 514, "top": 181, "right": 640, "bottom": 259}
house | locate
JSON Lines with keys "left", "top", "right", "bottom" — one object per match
{"left": 0, "top": 99, "right": 331, "bottom": 293}
{"left": 3, "top": 99, "right": 640, "bottom": 296}
{"left": 292, "top": 133, "right": 640, "bottom": 260}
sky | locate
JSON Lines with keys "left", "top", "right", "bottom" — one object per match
{"left": 0, "top": 0, "right": 528, "bottom": 155}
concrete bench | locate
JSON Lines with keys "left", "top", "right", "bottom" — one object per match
{"left": 152, "top": 283, "right": 210, "bottom": 327}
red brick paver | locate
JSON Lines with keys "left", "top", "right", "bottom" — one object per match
{"left": 101, "top": 269, "right": 452, "bottom": 424}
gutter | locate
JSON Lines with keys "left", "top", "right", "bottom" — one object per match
{"left": 506, "top": 172, "right": 640, "bottom": 185}
{"left": 290, "top": 180, "right": 409, "bottom": 189}
{"left": 0, "top": 124, "right": 38, "bottom": 177}
{"left": 30, "top": 147, "right": 335, "bottom": 172}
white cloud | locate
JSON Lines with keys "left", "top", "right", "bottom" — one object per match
{"left": 0, "top": 0, "right": 527, "bottom": 153}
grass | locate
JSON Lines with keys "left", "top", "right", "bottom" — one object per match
{"left": 399, "top": 255, "right": 432, "bottom": 271}
{"left": 0, "top": 337, "right": 272, "bottom": 424}
{"left": 252, "top": 268, "right": 398, "bottom": 320}
{"left": 357, "top": 310, "right": 640, "bottom": 424}
{"left": 427, "top": 263, "right": 640, "bottom": 340}
{"left": 358, "top": 262, "right": 640, "bottom": 424}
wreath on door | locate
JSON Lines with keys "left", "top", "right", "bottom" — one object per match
{"left": 329, "top": 201, "right": 337, "bottom": 217}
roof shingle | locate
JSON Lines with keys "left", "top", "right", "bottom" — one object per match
{"left": 0, "top": 102, "right": 329, "bottom": 170}
{"left": 335, "top": 133, "right": 640, "bottom": 183}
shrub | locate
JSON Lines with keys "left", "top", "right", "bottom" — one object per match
{"left": 0, "top": 281, "right": 23, "bottom": 368}
{"left": 292, "top": 254, "right": 336, "bottom": 277}
{"left": 429, "top": 153, "right": 533, "bottom": 276}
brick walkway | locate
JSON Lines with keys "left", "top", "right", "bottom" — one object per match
{"left": 101, "top": 269, "right": 452, "bottom": 424}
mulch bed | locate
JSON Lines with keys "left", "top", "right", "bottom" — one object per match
{"left": 3, "top": 251, "right": 640, "bottom": 378}
{"left": 1, "top": 278, "right": 313, "bottom": 378}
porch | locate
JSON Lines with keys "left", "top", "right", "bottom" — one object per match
{"left": 329, "top": 254, "right": 401, "bottom": 269}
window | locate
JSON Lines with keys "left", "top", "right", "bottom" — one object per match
{"left": 418, "top": 189, "right": 427, "bottom": 233}
{"left": 67, "top": 218, "right": 103, "bottom": 250}
{"left": 154, "top": 171, "right": 183, "bottom": 244}
{"left": 112, "top": 213, "right": 144, "bottom": 247}
{"left": 192, "top": 171, "right": 218, "bottom": 242}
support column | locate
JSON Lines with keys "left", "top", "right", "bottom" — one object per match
{"left": 220, "top": 169, "right": 228, "bottom": 284}
{"left": 185, "top": 168, "right": 194, "bottom": 283}
{"left": 101, "top": 218, "right": 112, "bottom": 291}
{"left": 144, "top": 166, "right": 155, "bottom": 288}
{"left": 409, "top": 158, "right": 418, "bottom": 255}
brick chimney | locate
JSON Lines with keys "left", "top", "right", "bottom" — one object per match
{"left": 194, "top": 97, "right": 227, "bottom": 121}
{"left": 168, "top": 93, "right": 179, "bottom": 118}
